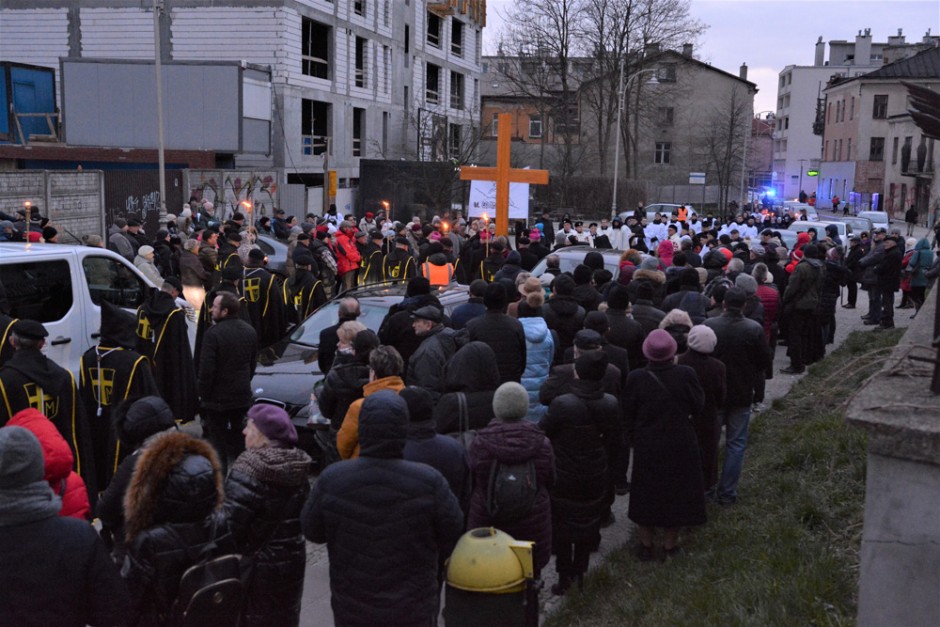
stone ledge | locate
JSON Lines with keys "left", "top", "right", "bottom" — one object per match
{"left": 846, "top": 289, "right": 940, "bottom": 467}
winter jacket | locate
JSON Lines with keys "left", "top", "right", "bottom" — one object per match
{"left": 845, "top": 243, "right": 865, "bottom": 282}
{"left": 434, "top": 342, "right": 500, "bottom": 433}
{"left": 540, "top": 296, "right": 585, "bottom": 364}
{"left": 178, "top": 249, "right": 211, "bottom": 289}
{"left": 783, "top": 257, "right": 823, "bottom": 311}
{"left": 222, "top": 446, "right": 312, "bottom": 627}
{"left": 122, "top": 432, "right": 225, "bottom": 627}
{"left": 450, "top": 297, "right": 486, "bottom": 330}
{"left": 466, "top": 311, "right": 527, "bottom": 384}
{"left": 108, "top": 225, "right": 136, "bottom": 261}
{"left": 318, "top": 358, "right": 370, "bottom": 431}
{"left": 197, "top": 316, "right": 258, "bottom": 411}
{"left": 755, "top": 284, "right": 781, "bottom": 344}
{"left": 605, "top": 308, "right": 646, "bottom": 369}
{"left": 404, "top": 420, "right": 471, "bottom": 513}
{"left": 302, "top": 392, "right": 464, "bottom": 627}
{"left": 135, "top": 254, "right": 164, "bottom": 286}
{"left": 703, "top": 311, "right": 772, "bottom": 408}
{"left": 337, "top": 376, "right": 405, "bottom": 459}
{"left": 626, "top": 268, "right": 667, "bottom": 306}
{"left": 8, "top": 408, "right": 90, "bottom": 520}
{"left": 378, "top": 294, "right": 444, "bottom": 364}
{"left": 520, "top": 317, "right": 555, "bottom": 422}
{"left": 631, "top": 299, "right": 666, "bottom": 336}
{"left": 873, "top": 244, "right": 904, "bottom": 291}
{"left": 467, "top": 420, "right": 555, "bottom": 571}
{"left": 406, "top": 325, "right": 459, "bottom": 402}
{"left": 334, "top": 230, "right": 362, "bottom": 277}
{"left": 908, "top": 239, "right": 934, "bottom": 288}
{"left": 818, "top": 260, "right": 850, "bottom": 318}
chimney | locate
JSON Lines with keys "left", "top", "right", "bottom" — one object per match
{"left": 682, "top": 43, "right": 693, "bottom": 58}
{"left": 815, "top": 36, "right": 825, "bottom": 66}
{"left": 855, "top": 28, "right": 872, "bottom": 66}
{"left": 644, "top": 42, "right": 660, "bottom": 58}
{"left": 739, "top": 62, "right": 748, "bottom": 81}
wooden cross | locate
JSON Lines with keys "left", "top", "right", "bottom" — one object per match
{"left": 460, "top": 112, "right": 549, "bottom": 236}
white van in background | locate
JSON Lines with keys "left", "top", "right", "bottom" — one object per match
{"left": 0, "top": 242, "right": 159, "bottom": 374}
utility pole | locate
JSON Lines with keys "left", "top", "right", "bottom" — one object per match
{"left": 322, "top": 137, "right": 331, "bottom": 215}
{"left": 153, "top": 0, "right": 167, "bottom": 217}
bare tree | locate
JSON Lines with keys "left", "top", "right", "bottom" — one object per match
{"left": 699, "top": 85, "right": 752, "bottom": 221}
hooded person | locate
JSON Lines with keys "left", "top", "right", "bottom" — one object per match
{"left": 465, "top": 283, "right": 527, "bottom": 385}
{"left": 136, "top": 283, "right": 198, "bottom": 423}
{"left": 8, "top": 408, "right": 91, "bottom": 520}
{"left": 80, "top": 301, "right": 159, "bottom": 492}
{"left": 221, "top": 404, "right": 312, "bottom": 626}
{"left": 658, "top": 308, "right": 694, "bottom": 354}
{"left": 541, "top": 274, "right": 586, "bottom": 365}
{"left": 96, "top": 396, "right": 178, "bottom": 563}
{"left": 433, "top": 341, "right": 501, "bottom": 433}
{"left": 377, "top": 277, "right": 444, "bottom": 364}
{"left": 516, "top": 278, "right": 555, "bottom": 422}
{"left": 121, "top": 431, "right": 227, "bottom": 626}
{"left": 0, "top": 319, "right": 95, "bottom": 497}
{"left": 283, "top": 247, "right": 327, "bottom": 325}
{"left": 0, "top": 281, "right": 17, "bottom": 368}
{"left": 0, "top": 425, "right": 129, "bottom": 626}
{"left": 571, "top": 264, "right": 603, "bottom": 312}
{"left": 242, "top": 248, "right": 288, "bottom": 348}
{"left": 302, "top": 391, "right": 464, "bottom": 627}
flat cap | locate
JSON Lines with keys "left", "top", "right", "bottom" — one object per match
{"left": 410, "top": 305, "right": 443, "bottom": 323}
{"left": 12, "top": 319, "right": 48, "bottom": 340}
{"left": 573, "top": 328, "right": 605, "bottom": 349}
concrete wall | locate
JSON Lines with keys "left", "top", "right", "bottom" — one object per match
{"left": 0, "top": 170, "right": 105, "bottom": 243}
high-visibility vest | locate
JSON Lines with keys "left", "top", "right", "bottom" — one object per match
{"left": 422, "top": 261, "right": 454, "bottom": 286}
{"left": 677, "top": 207, "right": 688, "bottom": 222}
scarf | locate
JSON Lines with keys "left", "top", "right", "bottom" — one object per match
{"left": 0, "top": 480, "right": 62, "bottom": 526}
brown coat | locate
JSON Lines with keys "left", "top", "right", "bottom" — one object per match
{"left": 337, "top": 376, "right": 405, "bottom": 459}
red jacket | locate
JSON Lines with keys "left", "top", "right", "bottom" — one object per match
{"left": 334, "top": 230, "right": 362, "bottom": 276}
{"left": 8, "top": 408, "right": 91, "bottom": 520}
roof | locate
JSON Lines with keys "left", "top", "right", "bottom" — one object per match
{"left": 863, "top": 45, "right": 940, "bottom": 80}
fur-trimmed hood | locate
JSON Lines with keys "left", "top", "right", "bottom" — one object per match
{"left": 633, "top": 268, "right": 666, "bottom": 285}
{"left": 124, "top": 431, "right": 223, "bottom": 542}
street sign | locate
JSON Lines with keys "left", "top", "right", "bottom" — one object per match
{"left": 806, "top": 169, "right": 819, "bottom": 177}
{"left": 689, "top": 172, "right": 706, "bottom": 185}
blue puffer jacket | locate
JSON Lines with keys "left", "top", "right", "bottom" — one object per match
{"left": 520, "top": 317, "right": 554, "bottom": 422}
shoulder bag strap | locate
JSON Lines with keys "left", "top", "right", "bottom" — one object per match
{"left": 457, "top": 392, "right": 469, "bottom": 434}
{"left": 646, "top": 369, "right": 670, "bottom": 395}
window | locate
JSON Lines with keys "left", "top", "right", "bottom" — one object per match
{"left": 847, "top": 138, "right": 852, "bottom": 160}
{"left": 382, "top": 111, "right": 389, "bottom": 154}
{"left": 0, "top": 260, "right": 73, "bottom": 322}
{"left": 426, "top": 63, "right": 440, "bottom": 104}
{"left": 824, "top": 140, "right": 829, "bottom": 160}
{"left": 405, "top": 25, "right": 410, "bottom": 54}
{"left": 873, "top": 95, "right": 888, "bottom": 119}
{"left": 355, "top": 37, "right": 367, "bottom": 88}
{"left": 450, "top": 71, "right": 464, "bottom": 110}
{"left": 654, "top": 142, "right": 671, "bottom": 164}
{"left": 657, "top": 107, "right": 674, "bottom": 126}
{"left": 892, "top": 137, "right": 899, "bottom": 164}
{"left": 657, "top": 64, "right": 677, "bottom": 82}
{"left": 473, "top": 79, "right": 478, "bottom": 112}
{"left": 451, "top": 19, "right": 463, "bottom": 56}
{"left": 870, "top": 137, "right": 885, "bottom": 161}
{"left": 354, "top": 0, "right": 365, "bottom": 17}
{"left": 382, "top": 46, "right": 390, "bottom": 94}
{"left": 383, "top": 0, "right": 390, "bottom": 26}
{"left": 427, "top": 13, "right": 441, "bottom": 48}
{"left": 301, "top": 99, "right": 330, "bottom": 156}
{"left": 850, "top": 96, "right": 855, "bottom": 120}
{"left": 301, "top": 18, "right": 330, "bottom": 80}
{"left": 449, "top": 123, "right": 461, "bottom": 159}
{"left": 827, "top": 102, "right": 831, "bottom": 124}
{"left": 784, "top": 117, "right": 789, "bottom": 130}
{"left": 82, "top": 257, "right": 147, "bottom": 309}
{"left": 529, "top": 116, "right": 542, "bottom": 138}
{"left": 353, "top": 108, "right": 365, "bottom": 157}
{"left": 553, "top": 100, "right": 580, "bottom": 135}
{"left": 490, "top": 113, "right": 499, "bottom": 136}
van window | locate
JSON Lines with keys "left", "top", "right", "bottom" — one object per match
{"left": 82, "top": 256, "right": 148, "bottom": 309}
{"left": 0, "top": 260, "right": 73, "bottom": 322}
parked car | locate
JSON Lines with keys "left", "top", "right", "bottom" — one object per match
{"left": 857, "top": 211, "right": 890, "bottom": 232}
{"left": 529, "top": 245, "right": 624, "bottom": 280}
{"left": 788, "top": 220, "right": 848, "bottom": 242}
{"left": 617, "top": 203, "right": 697, "bottom": 224}
{"left": 250, "top": 281, "right": 470, "bottom": 442}
{"left": 782, "top": 202, "right": 819, "bottom": 221}
{"left": 840, "top": 216, "right": 874, "bottom": 236}
{"left": 255, "top": 234, "right": 289, "bottom": 277}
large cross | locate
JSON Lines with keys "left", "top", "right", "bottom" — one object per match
{"left": 460, "top": 112, "right": 550, "bottom": 236}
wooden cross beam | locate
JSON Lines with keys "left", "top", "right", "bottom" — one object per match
{"left": 460, "top": 112, "right": 549, "bottom": 236}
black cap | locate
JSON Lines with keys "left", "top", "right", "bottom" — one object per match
{"left": 761, "top": 228, "right": 773, "bottom": 236}
{"left": 394, "top": 236, "right": 410, "bottom": 246}
{"left": 723, "top": 287, "right": 747, "bottom": 310}
{"left": 294, "top": 249, "right": 316, "bottom": 267}
{"left": 221, "top": 264, "right": 243, "bottom": 281}
{"left": 410, "top": 305, "right": 443, "bottom": 323}
{"left": 873, "top": 227, "right": 887, "bottom": 234}
{"left": 248, "top": 248, "right": 266, "bottom": 261}
{"left": 574, "top": 221, "right": 583, "bottom": 227}
{"left": 127, "top": 217, "right": 142, "bottom": 227}
{"left": 162, "top": 276, "right": 182, "bottom": 291}
{"left": 573, "top": 329, "right": 605, "bottom": 349}
{"left": 12, "top": 319, "right": 48, "bottom": 340}
{"left": 355, "top": 231, "right": 367, "bottom": 239}
{"left": 370, "top": 230, "right": 383, "bottom": 240}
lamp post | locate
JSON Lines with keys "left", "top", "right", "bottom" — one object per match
{"left": 152, "top": 0, "right": 167, "bottom": 217}
{"left": 611, "top": 64, "right": 659, "bottom": 217}
{"left": 739, "top": 110, "right": 775, "bottom": 211}
{"left": 798, "top": 158, "right": 808, "bottom": 199}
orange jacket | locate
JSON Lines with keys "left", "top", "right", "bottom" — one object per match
{"left": 336, "top": 376, "right": 405, "bottom": 459}
{"left": 334, "top": 230, "right": 362, "bottom": 276}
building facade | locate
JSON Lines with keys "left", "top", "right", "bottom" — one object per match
{"left": 773, "top": 28, "right": 938, "bottom": 206}
{"left": 0, "top": 0, "right": 486, "bottom": 213}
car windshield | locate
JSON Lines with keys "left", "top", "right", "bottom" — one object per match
{"left": 288, "top": 300, "right": 392, "bottom": 346}
{"left": 531, "top": 254, "right": 620, "bottom": 278}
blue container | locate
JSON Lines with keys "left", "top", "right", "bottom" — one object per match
{"left": 0, "top": 61, "right": 57, "bottom": 144}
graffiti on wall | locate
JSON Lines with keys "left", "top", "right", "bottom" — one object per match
{"left": 188, "top": 171, "right": 278, "bottom": 223}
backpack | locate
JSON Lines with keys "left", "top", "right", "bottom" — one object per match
{"left": 485, "top": 459, "right": 538, "bottom": 523}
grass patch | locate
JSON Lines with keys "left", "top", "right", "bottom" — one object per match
{"left": 546, "top": 328, "right": 904, "bottom": 626}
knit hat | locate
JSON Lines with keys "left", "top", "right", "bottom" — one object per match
{"left": 687, "top": 324, "right": 718, "bottom": 354}
{"left": 639, "top": 256, "right": 660, "bottom": 271}
{"left": 116, "top": 396, "right": 177, "bottom": 448}
{"left": 607, "top": 284, "right": 630, "bottom": 310}
{"left": 642, "top": 328, "right": 677, "bottom": 363}
{"left": 41, "top": 226, "right": 57, "bottom": 241}
{"left": 0, "top": 425, "right": 46, "bottom": 489}
{"left": 573, "top": 264, "right": 593, "bottom": 285}
{"left": 248, "top": 248, "right": 266, "bottom": 261}
{"left": 246, "top": 404, "right": 297, "bottom": 447}
{"left": 138, "top": 245, "right": 154, "bottom": 257}
{"left": 399, "top": 386, "right": 434, "bottom": 423}
{"left": 483, "top": 282, "right": 508, "bottom": 310}
{"left": 113, "top": 217, "right": 127, "bottom": 228}
{"left": 583, "top": 251, "right": 605, "bottom": 271}
{"left": 723, "top": 287, "right": 747, "bottom": 310}
{"left": 584, "top": 310, "right": 610, "bottom": 335}
{"left": 735, "top": 273, "right": 758, "bottom": 295}
{"left": 492, "top": 382, "right": 529, "bottom": 421}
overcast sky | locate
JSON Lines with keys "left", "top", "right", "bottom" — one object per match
{"left": 482, "top": 0, "right": 940, "bottom": 114}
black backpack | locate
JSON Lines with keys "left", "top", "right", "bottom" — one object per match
{"left": 485, "top": 459, "right": 538, "bottom": 523}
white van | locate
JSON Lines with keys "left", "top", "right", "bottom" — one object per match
{"left": 0, "top": 242, "right": 159, "bottom": 374}
{"left": 787, "top": 220, "right": 848, "bottom": 242}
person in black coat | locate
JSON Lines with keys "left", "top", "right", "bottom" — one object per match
{"left": 318, "top": 297, "right": 360, "bottom": 375}
{"left": 302, "top": 391, "right": 464, "bottom": 627}
{"left": 631, "top": 281, "right": 667, "bottom": 337}
{"left": 0, "top": 425, "right": 129, "bottom": 627}
{"left": 539, "top": 352, "right": 621, "bottom": 594}
{"left": 378, "top": 277, "right": 445, "bottom": 364}
{"left": 450, "top": 279, "right": 487, "bottom": 330}
{"left": 604, "top": 284, "right": 646, "bottom": 370}
{"left": 198, "top": 291, "right": 259, "bottom": 475}
{"left": 624, "top": 330, "right": 706, "bottom": 560}
{"left": 222, "top": 404, "right": 312, "bottom": 627}
{"left": 871, "top": 236, "right": 904, "bottom": 330}
{"left": 843, "top": 236, "right": 865, "bottom": 308}
{"left": 541, "top": 274, "right": 586, "bottom": 365}
{"left": 466, "top": 283, "right": 527, "bottom": 384}
{"left": 434, "top": 342, "right": 500, "bottom": 433}
{"left": 571, "top": 264, "right": 603, "bottom": 312}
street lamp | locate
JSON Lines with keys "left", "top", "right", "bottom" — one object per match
{"left": 739, "top": 110, "right": 775, "bottom": 211}
{"left": 611, "top": 64, "right": 659, "bottom": 217}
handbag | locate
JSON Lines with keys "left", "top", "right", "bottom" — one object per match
{"left": 449, "top": 392, "right": 476, "bottom": 450}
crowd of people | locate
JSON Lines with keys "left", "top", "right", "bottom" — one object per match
{"left": 1, "top": 198, "right": 938, "bottom": 625}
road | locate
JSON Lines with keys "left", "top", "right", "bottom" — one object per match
{"left": 298, "top": 218, "right": 932, "bottom": 626}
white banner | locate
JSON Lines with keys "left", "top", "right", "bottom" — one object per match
{"left": 468, "top": 180, "right": 530, "bottom": 220}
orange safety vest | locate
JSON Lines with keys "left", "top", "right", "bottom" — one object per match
{"left": 677, "top": 207, "right": 688, "bottom": 222}
{"left": 422, "top": 261, "right": 454, "bottom": 286}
